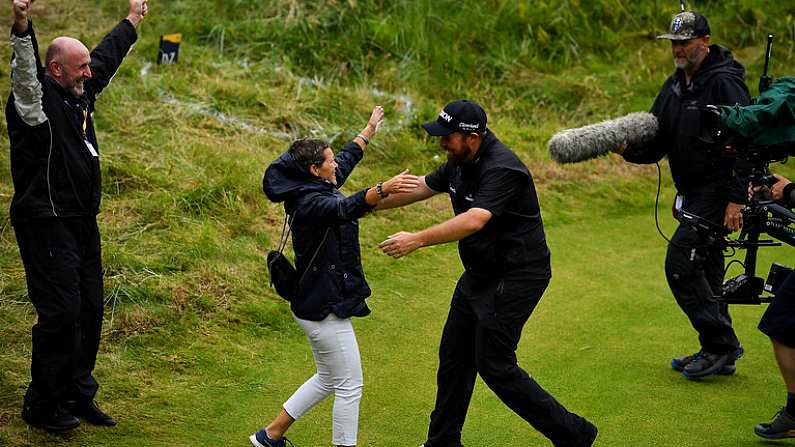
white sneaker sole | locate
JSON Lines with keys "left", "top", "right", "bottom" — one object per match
{"left": 249, "top": 434, "right": 268, "bottom": 447}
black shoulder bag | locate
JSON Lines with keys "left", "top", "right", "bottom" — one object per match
{"left": 267, "top": 213, "right": 329, "bottom": 302}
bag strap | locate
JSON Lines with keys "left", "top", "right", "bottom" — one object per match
{"left": 298, "top": 228, "right": 330, "bottom": 286}
{"left": 275, "top": 211, "right": 331, "bottom": 287}
{"left": 277, "top": 213, "right": 294, "bottom": 254}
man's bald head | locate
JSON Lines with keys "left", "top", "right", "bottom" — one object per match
{"left": 45, "top": 36, "right": 92, "bottom": 98}
{"left": 46, "top": 37, "right": 88, "bottom": 67}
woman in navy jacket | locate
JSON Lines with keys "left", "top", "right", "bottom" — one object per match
{"left": 253, "top": 106, "right": 419, "bottom": 447}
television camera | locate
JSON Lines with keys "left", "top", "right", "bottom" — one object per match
{"left": 683, "top": 34, "right": 795, "bottom": 304}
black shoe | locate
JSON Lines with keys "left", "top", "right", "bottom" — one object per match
{"left": 755, "top": 408, "right": 795, "bottom": 439}
{"left": 719, "top": 345, "right": 745, "bottom": 375}
{"left": 672, "top": 351, "right": 700, "bottom": 371}
{"left": 21, "top": 405, "right": 80, "bottom": 432}
{"left": 578, "top": 419, "right": 598, "bottom": 447}
{"left": 673, "top": 346, "right": 743, "bottom": 375}
{"left": 68, "top": 400, "right": 117, "bottom": 427}
{"left": 682, "top": 351, "right": 730, "bottom": 379}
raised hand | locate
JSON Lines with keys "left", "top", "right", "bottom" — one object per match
{"left": 366, "top": 105, "right": 384, "bottom": 134}
{"left": 127, "top": 0, "right": 148, "bottom": 27}
{"left": 355, "top": 105, "right": 385, "bottom": 149}
{"left": 11, "top": 0, "right": 31, "bottom": 32}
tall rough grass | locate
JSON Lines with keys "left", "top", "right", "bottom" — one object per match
{"left": 122, "top": 0, "right": 795, "bottom": 95}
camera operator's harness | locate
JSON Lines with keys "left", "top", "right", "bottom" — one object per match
{"left": 665, "top": 36, "right": 795, "bottom": 304}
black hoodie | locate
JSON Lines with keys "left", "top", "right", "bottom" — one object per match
{"left": 263, "top": 141, "right": 375, "bottom": 321}
{"left": 623, "top": 45, "right": 751, "bottom": 203}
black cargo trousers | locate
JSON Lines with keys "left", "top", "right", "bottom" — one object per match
{"left": 424, "top": 272, "right": 594, "bottom": 447}
{"left": 666, "top": 190, "right": 741, "bottom": 355}
{"left": 14, "top": 217, "right": 104, "bottom": 415}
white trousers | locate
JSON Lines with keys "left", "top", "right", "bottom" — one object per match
{"left": 283, "top": 313, "right": 363, "bottom": 446}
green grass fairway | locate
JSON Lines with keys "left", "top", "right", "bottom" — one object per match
{"left": 0, "top": 211, "right": 788, "bottom": 446}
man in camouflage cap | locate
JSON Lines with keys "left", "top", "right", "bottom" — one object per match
{"left": 617, "top": 11, "right": 750, "bottom": 379}
{"left": 657, "top": 11, "right": 711, "bottom": 41}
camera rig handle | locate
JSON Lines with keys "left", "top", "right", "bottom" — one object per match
{"left": 678, "top": 199, "right": 795, "bottom": 305}
{"left": 759, "top": 34, "right": 775, "bottom": 94}
{"left": 718, "top": 201, "right": 795, "bottom": 304}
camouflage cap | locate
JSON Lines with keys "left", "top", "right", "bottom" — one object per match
{"left": 657, "top": 11, "right": 711, "bottom": 40}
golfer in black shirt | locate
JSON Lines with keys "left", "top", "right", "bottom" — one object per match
{"left": 378, "top": 100, "right": 597, "bottom": 447}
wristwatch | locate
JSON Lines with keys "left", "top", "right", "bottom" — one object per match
{"left": 376, "top": 182, "right": 389, "bottom": 198}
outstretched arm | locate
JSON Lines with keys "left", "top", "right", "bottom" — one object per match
{"left": 125, "top": 0, "right": 148, "bottom": 28}
{"left": 375, "top": 176, "right": 438, "bottom": 210}
{"left": 9, "top": 0, "right": 47, "bottom": 127}
{"left": 85, "top": 0, "right": 147, "bottom": 99}
{"left": 378, "top": 208, "right": 492, "bottom": 258}
{"left": 353, "top": 105, "right": 384, "bottom": 150}
{"left": 363, "top": 169, "right": 421, "bottom": 206}
{"left": 335, "top": 106, "right": 384, "bottom": 186}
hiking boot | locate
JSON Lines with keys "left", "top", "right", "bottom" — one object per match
{"left": 21, "top": 405, "right": 80, "bottom": 432}
{"left": 66, "top": 399, "right": 117, "bottom": 426}
{"left": 682, "top": 351, "right": 730, "bottom": 379}
{"left": 673, "top": 348, "right": 741, "bottom": 376}
{"left": 250, "top": 428, "right": 292, "bottom": 447}
{"left": 755, "top": 408, "right": 795, "bottom": 439}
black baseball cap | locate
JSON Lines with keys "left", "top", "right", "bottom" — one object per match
{"left": 422, "top": 100, "right": 487, "bottom": 136}
{"left": 657, "top": 11, "right": 711, "bottom": 40}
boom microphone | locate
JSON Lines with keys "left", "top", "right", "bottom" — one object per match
{"left": 548, "top": 112, "right": 659, "bottom": 164}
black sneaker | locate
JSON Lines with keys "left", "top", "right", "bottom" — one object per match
{"left": 671, "top": 351, "right": 700, "bottom": 372}
{"left": 719, "top": 346, "right": 745, "bottom": 375}
{"left": 682, "top": 351, "right": 730, "bottom": 379}
{"left": 67, "top": 400, "right": 117, "bottom": 427}
{"left": 21, "top": 405, "right": 80, "bottom": 432}
{"left": 755, "top": 408, "right": 795, "bottom": 439}
{"left": 672, "top": 347, "right": 742, "bottom": 375}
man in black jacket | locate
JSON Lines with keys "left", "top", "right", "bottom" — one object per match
{"left": 618, "top": 11, "right": 750, "bottom": 379}
{"left": 378, "top": 100, "right": 597, "bottom": 447}
{"left": 7, "top": 0, "right": 148, "bottom": 431}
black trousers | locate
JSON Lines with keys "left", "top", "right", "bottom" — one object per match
{"left": 424, "top": 275, "right": 593, "bottom": 447}
{"left": 14, "top": 217, "right": 104, "bottom": 414}
{"left": 666, "top": 193, "right": 740, "bottom": 354}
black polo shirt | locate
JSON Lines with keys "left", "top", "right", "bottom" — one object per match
{"left": 425, "top": 131, "right": 550, "bottom": 283}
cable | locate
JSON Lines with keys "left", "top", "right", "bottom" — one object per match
{"left": 724, "top": 258, "right": 745, "bottom": 276}
{"left": 653, "top": 161, "right": 731, "bottom": 253}
{"left": 654, "top": 162, "right": 672, "bottom": 244}
{"left": 724, "top": 245, "right": 737, "bottom": 258}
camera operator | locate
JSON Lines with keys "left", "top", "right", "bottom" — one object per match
{"left": 616, "top": 11, "right": 750, "bottom": 379}
{"left": 751, "top": 174, "right": 795, "bottom": 439}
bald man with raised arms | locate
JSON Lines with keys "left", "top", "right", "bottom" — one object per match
{"left": 6, "top": 0, "right": 147, "bottom": 432}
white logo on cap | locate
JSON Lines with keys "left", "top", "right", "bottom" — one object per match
{"left": 459, "top": 122, "right": 479, "bottom": 130}
{"left": 439, "top": 111, "right": 453, "bottom": 122}
{"left": 672, "top": 16, "right": 683, "bottom": 32}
